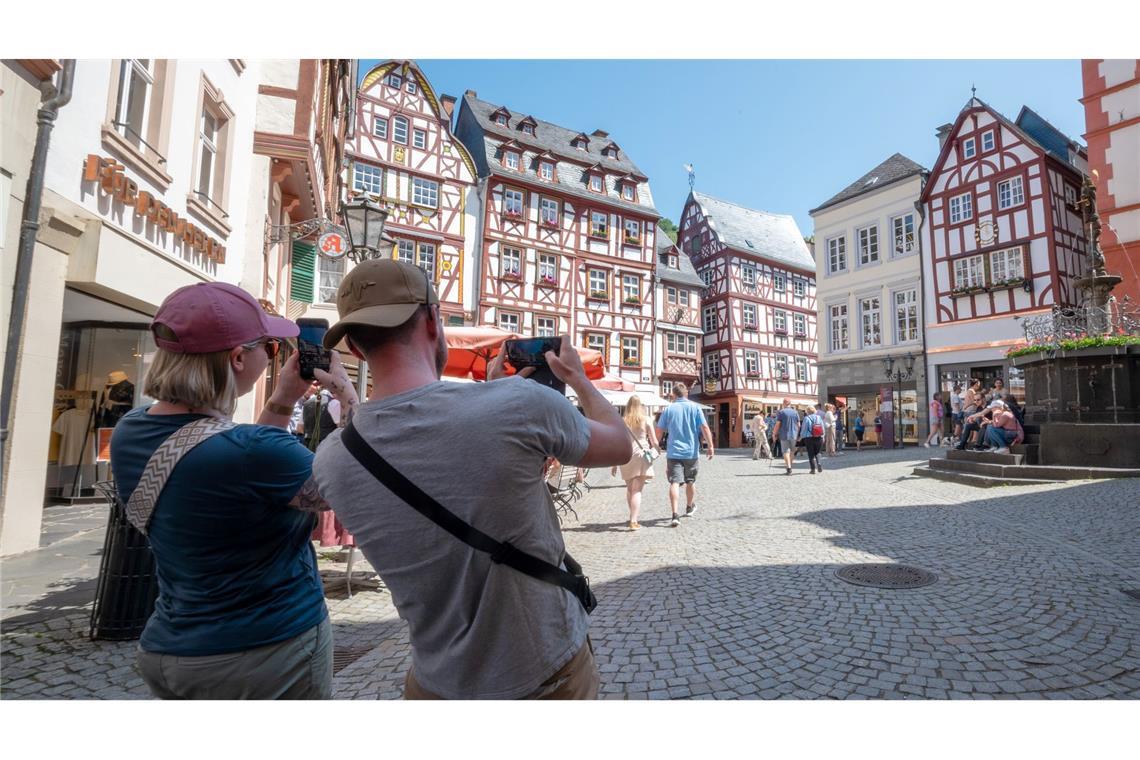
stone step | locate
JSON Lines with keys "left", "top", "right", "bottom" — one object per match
{"left": 947, "top": 449, "right": 1024, "bottom": 466}
{"left": 1010, "top": 443, "right": 1040, "bottom": 465}
{"left": 929, "top": 457, "right": 1140, "bottom": 481}
{"left": 930, "top": 459, "right": 1014, "bottom": 477}
{"left": 912, "top": 465, "right": 1062, "bottom": 488}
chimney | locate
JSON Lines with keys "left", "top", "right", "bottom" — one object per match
{"left": 440, "top": 94, "right": 456, "bottom": 119}
{"left": 591, "top": 129, "right": 609, "bottom": 138}
{"left": 936, "top": 123, "right": 954, "bottom": 150}
{"left": 464, "top": 89, "right": 477, "bottom": 98}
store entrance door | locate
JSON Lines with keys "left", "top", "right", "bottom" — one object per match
{"left": 718, "top": 403, "right": 730, "bottom": 449}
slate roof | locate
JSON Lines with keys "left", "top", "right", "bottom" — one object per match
{"left": 690, "top": 191, "right": 815, "bottom": 272}
{"left": 810, "top": 153, "right": 926, "bottom": 215}
{"left": 654, "top": 227, "right": 705, "bottom": 287}
{"left": 1015, "top": 106, "right": 1086, "bottom": 164}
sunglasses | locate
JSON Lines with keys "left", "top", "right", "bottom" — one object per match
{"left": 244, "top": 338, "right": 282, "bottom": 360}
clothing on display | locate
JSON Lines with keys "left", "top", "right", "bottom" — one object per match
{"left": 97, "top": 371, "right": 135, "bottom": 429}
{"left": 52, "top": 403, "right": 97, "bottom": 466}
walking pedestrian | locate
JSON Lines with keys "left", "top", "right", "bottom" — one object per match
{"left": 923, "top": 392, "right": 944, "bottom": 448}
{"left": 312, "top": 259, "right": 632, "bottom": 700}
{"left": 801, "top": 405, "right": 825, "bottom": 474}
{"left": 835, "top": 405, "right": 845, "bottom": 453}
{"left": 771, "top": 398, "right": 801, "bottom": 475}
{"left": 655, "top": 382, "right": 715, "bottom": 527}
{"left": 768, "top": 411, "right": 782, "bottom": 458}
{"left": 616, "top": 396, "right": 661, "bottom": 530}
{"left": 823, "top": 403, "right": 837, "bottom": 457}
{"left": 853, "top": 412, "right": 865, "bottom": 451}
{"left": 110, "top": 282, "right": 358, "bottom": 700}
{"left": 949, "top": 383, "right": 964, "bottom": 441}
{"left": 751, "top": 414, "right": 772, "bottom": 460}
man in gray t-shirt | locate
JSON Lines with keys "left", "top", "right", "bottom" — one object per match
{"left": 312, "top": 259, "right": 631, "bottom": 700}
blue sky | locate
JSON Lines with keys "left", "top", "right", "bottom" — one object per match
{"left": 361, "top": 60, "right": 1086, "bottom": 237}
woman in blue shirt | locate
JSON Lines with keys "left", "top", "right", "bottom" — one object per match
{"left": 111, "top": 282, "right": 357, "bottom": 699}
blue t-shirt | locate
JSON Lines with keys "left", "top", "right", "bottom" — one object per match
{"left": 110, "top": 407, "right": 327, "bottom": 656}
{"left": 776, "top": 407, "right": 801, "bottom": 440}
{"left": 656, "top": 399, "right": 707, "bottom": 460}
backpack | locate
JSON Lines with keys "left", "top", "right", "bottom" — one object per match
{"left": 808, "top": 414, "right": 823, "bottom": 437}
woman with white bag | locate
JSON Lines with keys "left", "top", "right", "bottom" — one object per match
{"left": 612, "top": 396, "right": 661, "bottom": 531}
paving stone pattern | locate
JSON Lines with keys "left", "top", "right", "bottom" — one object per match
{"left": 3, "top": 448, "right": 1138, "bottom": 700}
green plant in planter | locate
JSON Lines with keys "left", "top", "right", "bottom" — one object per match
{"left": 1007, "top": 334, "right": 1140, "bottom": 358}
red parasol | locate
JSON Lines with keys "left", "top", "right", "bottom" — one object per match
{"left": 592, "top": 372, "right": 635, "bottom": 391}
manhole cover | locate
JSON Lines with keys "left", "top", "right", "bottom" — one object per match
{"left": 332, "top": 646, "right": 373, "bottom": 675}
{"left": 835, "top": 563, "right": 937, "bottom": 589}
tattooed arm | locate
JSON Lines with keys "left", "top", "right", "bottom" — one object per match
{"left": 288, "top": 475, "right": 330, "bottom": 512}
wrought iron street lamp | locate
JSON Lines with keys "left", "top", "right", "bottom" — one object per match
{"left": 340, "top": 196, "right": 391, "bottom": 261}
{"left": 882, "top": 352, "right": 916, "bottom": 448}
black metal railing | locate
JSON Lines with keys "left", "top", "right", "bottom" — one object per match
{"left": 191, "top": 189, "right": 230, "bottom": 219}
{"left": 111, "top": 121, "right": 167, "bottom": 165}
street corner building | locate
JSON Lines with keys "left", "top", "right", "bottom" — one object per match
{"left": 653, "top": 227, "right": 706, "bottom": 402}
{"left": 920, "top": 97, "right": 1091, "bottom": 408}
{"left": 677, "top": 191, "right": 818, "bottom": 449}
{"left": 810, "top": 153, "right": 929, "bottom": 447}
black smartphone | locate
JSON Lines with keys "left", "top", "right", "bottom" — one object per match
{"left": 296, "top": 318, "right": 331, "bottom": 381}
{"left": 504, "top": 336, "right": 565, "bottom": 394}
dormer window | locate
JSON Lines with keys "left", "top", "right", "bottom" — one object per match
{"left": 603, "top": 143, "right": 620, "bottom": 159}
{"left": 504, "top": 151, "right": 519, "bottom": 170}
{"left": 962, "top": 137, "right": 976, "bottom": 159}
{"left": 405, "top": 80, "right": 417, "bottom": 95}
{"left": 668, "top": 254, "right": 678, "bottom": 269}
{"left": 589, "top": 175, "right": 603, "bottom": 193}
{"left": 981, "top": 130, "right": 995, "bottom": 152}
{"left": 495, "top": 114, "right": 508, "bottom": 126}
{"left": 622, "top": 184, "right": 635, "bottom": 201}
{"left": 491, "top": 107, "right": 511, "bottom": 127}
{"left": 572, "top": 133, "right": 590, "bottom": 150}
{"left": 522, "top": 124, "right": 535, "bottom": 136}
{"left": 387, "top": 73, "right": 402, "bottom": 88}
{"left": 539, "top": 162, "right": 554, "bottom": 180}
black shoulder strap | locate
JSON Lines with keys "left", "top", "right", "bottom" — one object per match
{"left": 340, "top": 422, "right": 596, "bottom": 614}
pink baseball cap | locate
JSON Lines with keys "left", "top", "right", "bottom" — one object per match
{"left": 151, "top": 282, "right": 299, "bottom": 354}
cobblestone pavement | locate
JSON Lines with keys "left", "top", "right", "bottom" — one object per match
{"left": 3, "top": 447, "right": 1139, "bottom": 700}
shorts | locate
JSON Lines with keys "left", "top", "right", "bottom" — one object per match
{"left": 666, "top": 458, "right": 699, "bottom": 484}
{"left": 855, "top": 430, "right": 864, "bottom": 441}
{"left": 952, "top": 412, "right": 965, "bottom": 424}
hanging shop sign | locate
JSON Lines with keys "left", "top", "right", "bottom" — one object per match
{"left": 83, "top": 154, "right": 227, "bottom": 264}
{"left": 317, "top": 229, "right": 348, "bottom": 260}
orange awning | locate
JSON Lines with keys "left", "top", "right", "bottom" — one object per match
{"left": 443, "top": 327, "right": 604, "bottom": 381}
{"left": 593, "top": 372, "right": 635, "bottom": 391}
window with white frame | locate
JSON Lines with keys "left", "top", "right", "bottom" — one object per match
{"left": 503, "top": 188, "right": 524, "bottom": 216}
{"left": 666, "top": 332, "right": 678, "bottom": 353}
{"left": 413, "top": 129, "right": 426, "bottom": 150}
{"left": 775, "top": 355, "right": 788, "bottom": 378}
{"left": 624, "top": 218, "right": 640, "bottom": 241}
{"left": 536, "top": 317, "right": 556, "bottom": 337}
{"left": 417, "top": 243, "right": 436, "bottom": 280}
{"left": 793, "top": 279, "right": 807, "bottom": 297}
{"left": 622, "top": 184, "right": 634, "bottom": 201}
{"left": 539, "top": 197, "right": 558, "bottom": 226}
{"left": 677, "top": 288, "right": 689, "bottom": 306}
{"left": 894, "top": 289, "right": 919, "bottom": 343}
{"left": 700, "top": 268, "right": 713, "bottom": 287}
{"left": 772, "top": 272, "right": 786, "bottom": 292}
{"left": 705, "top": 352, "right": 720, "bottom": 378}
{"left": 795, "top": 356, "right": 808, "bottom": 382}
{"left": 498, "top": 311, "right": 520, "bottom": 333}
{"left": 827, "top": 236, "right": 847, "bottom": 273}
{"left": 503, "top": 151, "right": 519, "bottom": 170}
{"left": 860, "top": 297, "right": 881, "bottom": 347}
{"left": 949, "top": 192, "right": 973, "bottom": 223}
{"left": 412, "top": 177, "right": 438, "bottom": 207}
{"left": 353, "top": 163, "right": 383, "bottom": 195}
{"left": 539, "top": 162, "right": 553, "bottom": 180}
{"left": 590, "top": 211, "right": 608, "bottom": 237}
{"left": 396, "top": 239, "right": 415, "bottom": 263}
{"left": 317, "top": 254, "right": 345, "bottom": 304}
{"left": 982, "top": 130, "right": 995, "bottom": 152}
{"left": 963, "top": 137, "right": 976, "bottom": 159}
{"left": 745, "top": 350, "right": 760, "bottom": 375}
{"left": 666, "top": 286, "right": 678, "bottom": 304}
{"left": 405, "top": 79, "right": 417, "bottom": 94}
{"left": 793, "top": 312, "right": 806, "bottom": 336}
{"left": 703, "top": 306, "right": 717, "bottom": 332}
{"left": 588, "top": 269, "right": 607, "bottom": 297}
{"left": 857, "top": 224, "right": 879, "bottom": 265}
{"left": 538, "top": 253, "right": 557, "bottom": 284}
{"left": 622, "top": 274, "right": 639, "bottom": 303}
{"left": 742, "top": 263, "right": 756, "bottom": 287}
{"left": 997, "top": 176, "right": 1024, "bottom": 210}
{"left": 774, "top": 310, "right": 787, "bottom": 334}
{"left": 661, "top": 379, "right": 675, "bottom": 397}
{"left": 990, "top": 246, "right": 1024, "bottom": 284}
{"left": 1064, "top": 183, "right": 1078, "bottom": 207}
{"left": 114, "top": 59, "right": 155, "bottom": 149}
{"left": 586, "top": 333, "right": 606, "bottom": 353}
{"left": 743, "top": 303, "right": 757, "bottom": 329}
{"left": 500, "top": 247, "right": 522, "bottom": 277}
{"left": 953, "top": 254, "right": 986, "bottom": 289}
{"left": 194, "top": 100, "right": 228, "bottom": 210}
{"left": 621, "top": 336, "right": 640, "bottom": 366}
{"left": 387, "top": 73, "right": 402, "bottom": 89}
{"left": 373, "top": 116, "right": 387, "bottom": 139}
{"left": 393, "top": 115, "right": 408, "bottom": 145}
{"left": 830, "top": 304, "right": 849, "bottom": 351}
{"left": 522, "top": 124, "right": 535, "bottom": 136}
{"left": 589, "top": 175, "right": 603, "bottom": 192}
{"left": 686, "top": 334, "right": 697, "bottom": 354}
{"left": 891, "top": 213, "right": 916, "bottom": 256}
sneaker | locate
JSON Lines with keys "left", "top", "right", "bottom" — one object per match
{"left": 994, "top": 447, "right": 1010, "bottom": 455}
{"left": 923, "top": 442, "right": 930, "bottom": 448}
{"left": 629, "top": 521, "right": 641, "bottom": 531}
{"left": 670, "top": 516, "right": 680, "bottom": 528}
{"left": 685, "top": 503, "right": 696, "bottom": 516}
{"left": 785, "top": 468, "right": 792, "bottom": 475}
{"left": 817, "top": 463, "right": 823, "bottom": 472}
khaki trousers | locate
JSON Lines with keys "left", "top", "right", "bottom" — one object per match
{"left": 404, "top": 638, "right": 599, "bottom": 700}
{"left": 752, "top": 433, "right": 772, "bottom": 459}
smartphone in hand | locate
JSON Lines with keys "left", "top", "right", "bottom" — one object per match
{"left": 504, "top": 336, "right": 565, "bottom": 394}
{"left": 296, "top": 318, "right": 331, "bottom": 381}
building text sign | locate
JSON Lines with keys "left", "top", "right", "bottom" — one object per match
{"left": 83, "top": 155, "right": 227, "bottom": 264}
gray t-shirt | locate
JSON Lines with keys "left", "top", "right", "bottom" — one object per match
{"left": 314, "top": 377, "right": 591, "bottom": 699}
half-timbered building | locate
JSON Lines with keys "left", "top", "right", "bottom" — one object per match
{"left": 337, "top": 60, "right": 479, "bottom": 325}
{"left": 920, "top": 98, "right": 1089, "bottom": 403}
{"left": 454, "top": 93, "right": 660, "bottom": 389}
{"left": 678, "top": 191, "right": 818, "bottom": 448}
{"left": 653, "top": 227, "right": 705, "bottom": 398}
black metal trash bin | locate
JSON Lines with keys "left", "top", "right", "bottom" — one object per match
{"left": 89, "top": 481, "right": 159, "bottom": 641}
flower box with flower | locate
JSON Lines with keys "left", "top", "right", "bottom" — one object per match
{"left": 623, "top": 296, "right": 641, "bottom": 306}
{"left": 501, "top": 269, "right": 522, "bottom": 281}
{"left": 588, "top": 290, "right": 609, "bottom": 300}
{"left": 622, "top": 358, "right": 640, "bottom": 367}
{"left": 777, "top": 372, "right": 790, "bottom": 381}
{"left": 502, "top": 209, "right": 524, "bottom": 220}
{"left": 992, "top": 276, "right": 1025, "bottom": 290}
{"left": 624, "top": 235, "right": 641, "bottom": 245}
{"left": 589, "top": 230, "right": 608, "bottom": 240}
{"left": 774, "top": 328, "right": 787, "bottom": 336}
{"left": 540, "top": 218, "right": 559, "bottom": 229}
{"left": 746, "top": 370, "right": 760, "bottom": 378}
{"left": 538, "top": 273, "right": 558, "bottom": 288}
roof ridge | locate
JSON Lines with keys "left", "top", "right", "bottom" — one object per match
{"left": 692, "top": 191, "right": 794, "bottom": 219}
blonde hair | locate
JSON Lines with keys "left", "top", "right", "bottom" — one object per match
{"left": 806, "top": 405, "right": 817, "bottom": 414}
{"left": 144, "top": 347, "right": 239, "bottom": 416}
{"left": 623, "top": 395, "right": 647, "bottom": 432}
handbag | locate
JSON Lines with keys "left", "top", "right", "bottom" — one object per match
{"left": 340, "top": 422, "right": 597, "bottom": 614}
{"left": 627, "top": 426, "right": 659, "bottom": 465}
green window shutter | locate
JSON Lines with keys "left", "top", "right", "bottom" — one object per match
{"left": 291, "top": 241, "right": 316, "bottom": 303}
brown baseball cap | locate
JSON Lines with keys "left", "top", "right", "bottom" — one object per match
{"left": 324, "top": 258, "right": 439, "bottom": 349}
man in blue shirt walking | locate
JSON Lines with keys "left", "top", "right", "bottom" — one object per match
{"left": 655, "top": 382, "right": 714, "bottom": 527}
{"left": 771, "top": 397, "right": 801, "bottom": 475}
